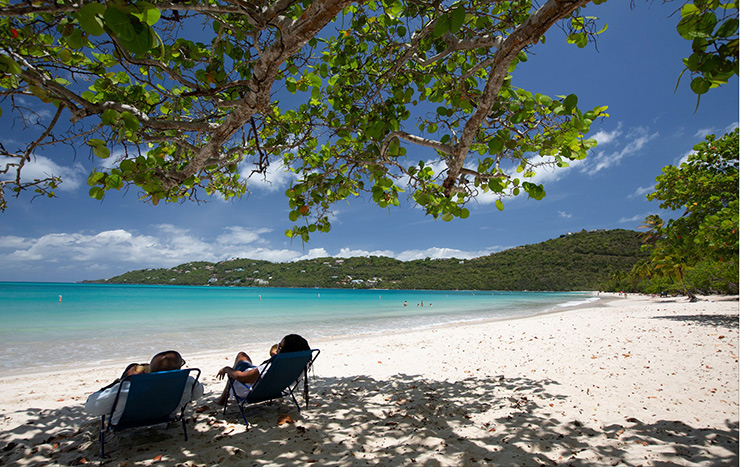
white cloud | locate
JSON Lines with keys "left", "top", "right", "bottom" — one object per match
{"left": 694, "top": 127, "right": 715, "bottom": 139}
{"left": 584, "top": 126, "right": 659, "bottom": 175}
{"left": 395, "top": 247, "right": 491, "bottom": 261}
{"left": 0, "top": 235, "right": 29, "bottom": 249}
{"left": 295, "top": 248, "right": 331, "bottom": 260}
{"left": 590, "top": 124, "right": 623, "bottom": 146}
{"left": 676, "top": 149, "right": 694, "bottom": 166}
{"left": 1, "top": 224, "right": 500, "bottom": 281}
{"left": 242, "top": 159, "right": 297, "bottom": 192}
{"left": 0, "top": 154, "right": 87, "bottom": 191}
{"left": 335, "top": 247, "right": 396, "bottom": 258}
{"left": 693, "top": 121, "right": 738, "bottom": 140}
{"left": 630, "top": 185, "right": 654, "bottom": 199}
{"left": 216, "top": 226, "right": 271, "bottom": 245}
{"left": 558, "top": 210, "right": 573, "bottom": 219}
{"left": 618, "top": 212, "right": 653, "bottom": 225}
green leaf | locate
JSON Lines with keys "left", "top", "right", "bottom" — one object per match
{"left": 523, "top": 182, "right": 546, "bottom": 200}
{"left": 106, "top": 173, "right": 123, "bottom": 190}
{"left": 87, "top": 139, "right": 110, "bottom": 159}
{"left": 0, "top": 55, "right": 21, "bottom": 75}
{"left": 104, "top": 7, "right": 136, "bottom": 40}
{"left": 449, "top": 5, "right": 466, "bottom": 33}
{"left": 89, "top": 186, "right": 105, "bottom": 200}
{"left": 386, "top": 1, "right": 403, "bottom": 19}
{"left": 76, "top": 3, "right": 106, "bottom": 36}
{"left": 433, "top": 14, "right": 450, "bottom": 38}
{"left": 488, "top": 178, "right": 506, "bottom": 192}
{"left": 135, "top": 2, "right": 161, "bottom": 26}
{"left": 495, "top": 199, "right": 504, "bottom": 211}
{"left": 86, "top": 171, "right": 105, "bottom": 186}
{"left": 717, "top": 18, "right": 739, "bottom": 38}
{"left": 65, "top": 29, "right": 86, "bottom": 49}
{"left": 563, "top": 94, "right": 578, "bottom": 112}
{"left": 690, "top": 76, "right": 711, "bottom": 95}
{"left": 104, "top": 6, "right": 154, "bottom": 54}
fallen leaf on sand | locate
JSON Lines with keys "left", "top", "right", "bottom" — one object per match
{"left": 153, "top": 454, "right": 163, "bottom": 462}
{"left": 634, "top": 440, "right": 649, "bottom": 446}
{"left": 195, "top": 405, "right": 209, "bottom": 413}
{"left": 278, "top": 415, "right": 294, "bottom": 426}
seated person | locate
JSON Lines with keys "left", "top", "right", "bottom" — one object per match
{"left": 85, "top": 350, "right": 203, "bottom": 425}
{"left": 216, "top": 334, "right": 310, "bottom": 406}
{"left": 121, "top": 362, "right": 149, "bottom": 378}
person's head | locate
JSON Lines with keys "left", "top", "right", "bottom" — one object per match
{"left": 121, "top": 363, "right": 149, "bottom": 378}
{"left": 150, "top": 350, "right": 185, "bottom": 373}
{"left": 277, "top": 334, "right": 310, "bottom": 354}
{"left": 269, "top": 343, "right": 279, "bottom": 356}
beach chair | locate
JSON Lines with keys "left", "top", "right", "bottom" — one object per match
{"left": 224, "top": 349, "right": 320, "bottom": 425}
{"left": 99, "top": 368, "right": 201, "bottom": 457}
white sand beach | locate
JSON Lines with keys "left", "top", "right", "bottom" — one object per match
{"left": 0, "top": 293, "right": 737, "bottom": 466}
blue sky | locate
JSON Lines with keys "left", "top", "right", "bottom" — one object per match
{"left": 1, "top": 1, "right": 737, "bottom": 283}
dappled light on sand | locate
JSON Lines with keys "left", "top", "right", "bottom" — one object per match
{"left": 0, "top": 294, "right": 737, "bottom": 466}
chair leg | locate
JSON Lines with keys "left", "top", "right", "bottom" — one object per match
{"left": 99, "top": 416, "right": 106, "bottom": 458}
{"left": 237, "top": 404, "right": 250, "bottom": 427}
{"left": 182, "top": 418, "right": 188, "bottom": 441}
{"left": 288, "top": 390, "right": 302, "bottom": 413}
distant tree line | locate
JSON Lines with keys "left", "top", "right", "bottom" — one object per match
{"left": 93, "top": 229, "right": 648, "bottom": 291}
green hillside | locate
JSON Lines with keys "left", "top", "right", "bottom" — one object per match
{"left": 93, "top": 229, "right": 647, "bottom": 291}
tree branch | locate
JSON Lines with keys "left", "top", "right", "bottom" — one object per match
{"left": 442, "top": 0, "right": 590, "bottom": 195}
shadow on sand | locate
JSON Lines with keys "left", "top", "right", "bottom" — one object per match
{"left": 651, "top": 314, "right": 739, "bottom": 329}
{"left": 1, "top": 373, "right": 737, "bottom": 466}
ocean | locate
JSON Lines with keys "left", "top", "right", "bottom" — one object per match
{"left": 0, "top": 282, "right": 598, "bottom": 376}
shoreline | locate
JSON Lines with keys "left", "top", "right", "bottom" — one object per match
{"left": 0, "top": 290, "right": 601, "bottom": 379}
{"left": 0, "top": 293, "right": 737, "bottom": 466}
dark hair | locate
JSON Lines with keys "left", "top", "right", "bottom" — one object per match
{"left": 150, "top": 350, "right": 184, "bottom": 372}
{"left": 279, "top": 334, "right": 310, "bottom": 353}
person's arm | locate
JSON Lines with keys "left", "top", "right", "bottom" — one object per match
{"left": 216, "top": 366, "right": 260, "bottom": 385}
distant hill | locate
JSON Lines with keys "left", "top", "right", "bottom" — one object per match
{"left": 91, "top": 229, "right": 648, "bottom": 291}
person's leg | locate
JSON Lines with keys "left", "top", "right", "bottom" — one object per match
{"left": 218, "top": 352, "right": 253, "bottom": 406}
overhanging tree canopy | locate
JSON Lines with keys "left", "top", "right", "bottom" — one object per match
{"left": 0, "top": 0, "right": 736, "bottom": 241}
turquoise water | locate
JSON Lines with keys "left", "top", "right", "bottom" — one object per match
{"left": 0, "top": 282, "right": 597, "bottom": 376}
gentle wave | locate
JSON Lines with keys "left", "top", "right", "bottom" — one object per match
{"left": 0, "top": 283, "right": 595, "bottom": 376}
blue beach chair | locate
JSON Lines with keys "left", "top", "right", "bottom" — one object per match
{"left": 224, "top": 349, "right": 320, "bottom": 425}
{"left": 99, "top": 368, "right": 201, "bottom": 457}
